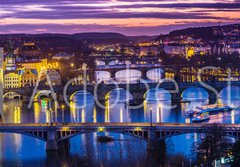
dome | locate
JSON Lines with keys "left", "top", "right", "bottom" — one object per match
{"left": 20, "top": 42, "right": 40, "bottom": 52}
{"left": 18, "top": 42, "right": 42, "bottom": 60}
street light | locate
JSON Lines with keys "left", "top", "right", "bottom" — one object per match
{"left": 49, "top": 108, "right": 53, "bottom": 126}
{"left": 61, "top": 104, "right": 65, "bottom": 123}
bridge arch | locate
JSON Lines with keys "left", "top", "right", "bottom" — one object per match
{"left": 95, "top": 71, "right": 111, "bottom": 82}
{"left": 219, "top": 86, "right": 240, "bottom": 100}
{"left": 157, "top": 131, "right": 239, "bottom": 140}
{"left": 144, "top": 88, "right": 171, "bottom": 101}
{"left": 3, "top": 92, "right": 22, "bottom": 100}
{"left": 34, "top": 90, "right": 53, "bottom": 101}
{"left": 0, "top": 131, "right": 47, "bottom": 142}
{"left": 146, "top": 68, "right": 164, "bottom": 82}
{"left": 181, "top": 86, "right": 209, "bottom": 101}
{"left": 115, "top": 69, "right": 142, "bottom": 83}
{"left": 70, "top": 90, "right": 94, "bottom": 101}
{"left": 105, "top": 88, "right": 133, "bottom": 102}
{"left": 95, "top": 60, "right": 106, "bottom": 66}
{"left": 57, "top": 129, "right": 148, "bottom": 142}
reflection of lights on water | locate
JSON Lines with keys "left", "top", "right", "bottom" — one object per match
{"left": 81, "top": 109, "right": 85, "bottom": 123}
{"left": 34, "top": 102, "right": 40, "bottom": 122}
{"left": 13, "top": 134, "right": 22, "bottom": 152}
{"left": 157, "top": 104, "right": 162, "bottom": 123}
{"left": 120, "top": 107, "right": 123, "bottom": 122}
{"left": 70, "top": 101, "right": 77, "bottom": 122}
{"left": 185, "top": 118, "right": 190, "bottom": 124}
{"left": 186, "top": 134, "right": 191, "bottom": 140}
{"left": 93, "top": 107, "right": 97, "bottom": 123}
{"left": 194, "top": 133, "right": 198, "bottom": 142}
{"left": 105, "top": 100, "right": 110, "bottom": 122}
{"left": 14, "top": 107, "right": 21, "bottom": 123}
{"left": 46, "top": 110, "right": 50, "bottom": 123}
{"left": 143, "top": 100, "right": 147, "bottom": 118}
{"left": 41, "top": 100, "right": 47, "bottom": 106}
{"left": 231, "top": 110, "right": 235, "bottom": 124}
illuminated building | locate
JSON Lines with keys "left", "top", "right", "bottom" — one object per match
{"left": 186, "top": 46, "right": 194, "bottom": 59}
{"left": 5, "top": 51, "right": 16, "bottom": 71}
{"left": 164, "top": 45, "right": 185, "bottom": 56}
{"left": 18, "top": 42, "right": 42, "bottom": 60}
{"left": 4, "top": 71, "right": 22, "bottom": 88}
{"left": 4, "top": 40, "right": 16, "bottom": 71}
{"left": 17, "top": 59, "right": 47, "bottom": 72}
{"left": 21, "top": 69, "right": 38, "bottom": 87}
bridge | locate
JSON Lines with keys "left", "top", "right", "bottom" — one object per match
{"left": 0, "top": 123, "right": 240, "bottom": 151}
{"left": 3, "top": 81, "right": 240, "bottom": 104}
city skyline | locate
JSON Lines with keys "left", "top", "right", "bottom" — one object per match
{"left": 0, "top": 0, "right": 240, "bottom": 35}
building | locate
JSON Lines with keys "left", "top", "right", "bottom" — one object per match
{"left": 4, "top": 41, "right": 16, "bottom": 71}
{"left": 4, "top": 71, "right": 21, "bottom": 88}
{"left": 17, "top": 59, "right": 48, "bottom": 72}
{"left": 185, "top": 46, "right": 194, "bottom": 59}
{"left": 21, "top": 69, "right": 38, "bottom": 87}
{"left": 18, "top": 42, "right": 42, "bottom": 60}
{"left": 5, "top": 52, "right": 16, "bottom": 71}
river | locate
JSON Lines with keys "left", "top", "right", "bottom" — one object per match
{"left": 1, "top": 86, "right": 240, "bottom": 166}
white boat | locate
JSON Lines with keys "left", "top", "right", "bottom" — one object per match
{"left": 196, "top": 104, "right": 233, "bottom": 114}
{"left": 192, "top": 112, "right": 210, "bottom": 122}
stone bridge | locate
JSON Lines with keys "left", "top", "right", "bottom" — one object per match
{"left": 4, "top": 81, "right": 240, "bottom": 105}
{"left": 0, "top": 123, "right": 239, "bottom": 151}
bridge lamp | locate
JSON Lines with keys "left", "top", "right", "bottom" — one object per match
{"left": 135, "top": 127, "right": 142, "bottom": 132}
{"left": 98, "top": 127, "right": 105, "bottom": 132}
{"left": 62, "top": 127, "right": 70, "bottom": 131}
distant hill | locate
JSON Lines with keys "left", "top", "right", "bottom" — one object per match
{"left": 161, "top": 23, "right": 240, "bottom": 42}
{"left": 72, "top": 32, "right": 157, "bottom": 43}
{"left": 0, "top": 32, "right": 158, "bottom": 45}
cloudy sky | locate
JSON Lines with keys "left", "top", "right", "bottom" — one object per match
{"left": 0, "top": 0, "right": 239, "bottom": 35}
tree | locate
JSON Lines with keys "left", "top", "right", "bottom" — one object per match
{"left": 193, "top": 124, "right": 232, "bottom": 167}
{"left": 231, "top": 140, "right": 240, "bottom": 167}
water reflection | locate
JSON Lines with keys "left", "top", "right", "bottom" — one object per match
{"left": 1, "top": 86, "right": 240, "bottom": 166}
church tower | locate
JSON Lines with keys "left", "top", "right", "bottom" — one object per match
{"left": 158, "top": 34, "right": 165, "bottom": 54}
{"left": 5, "top": 39, "right": 16, "bottom": 71}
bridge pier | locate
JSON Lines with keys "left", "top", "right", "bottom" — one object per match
{"left": 208, "top": 91, "right": 218, "bottom": 104}
{"left": 46, "top": 128, "right": 58, "bottom": 151}
{"left": 171, "top": 92, "right": 182, "bottom": 105}
{"left": 147, "top": 126, "right": 158, "bottom": 151}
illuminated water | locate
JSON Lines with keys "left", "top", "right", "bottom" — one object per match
{"left": 1, "top": 86, "right": 240, "bottom": 166}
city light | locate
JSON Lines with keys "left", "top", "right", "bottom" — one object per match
{"left": 0, "top": 1, "right": 239, "bottom": 166}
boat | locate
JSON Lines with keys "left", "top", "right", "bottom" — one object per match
{"left": 186, "top": 109, "right": 200, "bottom": 116}
{"left": 196, "top": 104, "right": 233, "bottom": 114}
{"left": 192, "top": 112, "right": 210, "bottom": 122}
{"left": 185, "top": 104, "right": 232, "bottom": 116}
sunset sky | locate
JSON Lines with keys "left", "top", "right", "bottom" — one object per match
{"left": 0, "top": 0, "right": 239, "bottom": 35}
